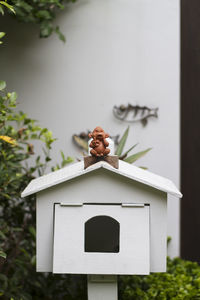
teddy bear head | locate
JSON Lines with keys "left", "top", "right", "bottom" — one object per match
{"left": 88, "top": 126, "right": 109, "bottom": 140}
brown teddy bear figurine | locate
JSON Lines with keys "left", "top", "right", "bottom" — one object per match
{"left": 89, "top": 126, "right": 110, "bottom": 157}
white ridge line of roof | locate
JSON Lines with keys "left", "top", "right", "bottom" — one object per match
{"left": 21, "top": 160, "right": 182, "bottom": 198}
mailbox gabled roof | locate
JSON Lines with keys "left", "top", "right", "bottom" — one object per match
{"left": 22, "top": 160, "right": 182, "bottom": 198}
{"left": 21, "top": 160, "right": 182, "bottom": 198}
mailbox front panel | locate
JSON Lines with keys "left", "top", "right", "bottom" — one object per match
{"left": 53, "top": 203, "right": 150, "bottom": 275}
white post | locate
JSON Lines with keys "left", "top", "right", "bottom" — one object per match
{"left": 87, "top": 275, "right": 118, "bottom": 300}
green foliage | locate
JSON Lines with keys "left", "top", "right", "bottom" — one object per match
{"left": 124, "top": 148, "right": 152, "bottom": 164}
{"left": 115, "top": 126, "right": 130, "bottom": 157}
{"left": 0, "top": 32, "right": 5, "bottom": 44}
{"left": 0, "top": 0, "right": 15, "bottom": 15}
{"left": 52, "top": 150, "right": 74, "bottom": 171}
{"left": 0, "top": 81, "right": 77, "bottom": 300}
{"left": 0, "top": 0, "right": 15, "bottom": 44}
{"left": 115, "top": 126, "right": 151, "bottom": 164}
{"left": 0, "top": 80, "right": 6, "bottom": 89}
{"left": 119, "top": 257, "right": 200, "bottom": 300}
{"left": 6, "top": 0, "right": 76, "bottom": 40}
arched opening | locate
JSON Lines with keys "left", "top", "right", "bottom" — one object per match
{"left": 84, "top": 215, "right": 120, "bottom": 253}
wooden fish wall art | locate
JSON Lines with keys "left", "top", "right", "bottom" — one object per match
{"left": 113, "top": 104, "right": 159, "bottom": 126}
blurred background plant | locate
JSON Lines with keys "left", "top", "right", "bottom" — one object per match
{"left": 114, "top": 126, "right": 151, "bottom": 164}
{"left": 1, "top": 0, "right": 76, "bottom": 41}
{"left": 0, "top": 0, "right": 15, "bottom": 15}
{"left": 0, "top": 81, "right": 78, "bottom": 300}
{"left": 118, "top": 257, "right": 200, "bottom": 300}
{"left": 0, "top": 0, "right": 15, "bottom": 44}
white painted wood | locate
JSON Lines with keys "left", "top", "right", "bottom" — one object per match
{"left": 22, "top": 160, "right": 182, "bottom": 198}
{"left": 60, "top": 203, "right": 83, "bottom": 206}
{"left": 53, "top": 203, "right": 150, "bottom": 274}
{"left": 88, "top": 275, "right": 117, "bottom": 283}
{"left": 36, "top": 170, "right": 167, "bottom": 273}
{"left": 121, "top": 203, "right": 145, "bottom": 207}
{"left": 88, "top": 275, "right": 117, "bottom": 300}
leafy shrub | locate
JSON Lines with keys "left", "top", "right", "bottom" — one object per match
{"left": 2, "top": 0, "right": 76, "bottom": 40}
{"left": 0, "top": 0, "right": 15, "bottom": 15}
{"left": 0, "top": 81, "right": 80, "bottom": 300}
{"left": 119, "top": 257, "right": 200, "bottom": 300}
{"left": 0, "top": 0, "right": 15, "bottom": 44}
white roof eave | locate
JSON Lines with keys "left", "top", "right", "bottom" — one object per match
{"left": 21, "top": 160, "right": 182, "bottom": 198}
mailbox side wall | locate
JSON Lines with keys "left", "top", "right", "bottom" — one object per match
{"left": 36, "top": 169, "right": 167, "bottom": 273}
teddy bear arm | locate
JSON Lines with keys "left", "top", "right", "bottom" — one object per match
{"left": 89, "top": 140, "right": 95, "bottom": 148}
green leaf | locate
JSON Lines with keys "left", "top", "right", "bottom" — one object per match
{"left": 139, "top": 166, "right": 148, "bottom": 170}
{"left": 31, "top": 255, "right": 36, "bottom": 265}
{"left": 115, "top": 126, "right": 129, "bottom": 156}
{"left": 124, "top": 148, "right": 152, "bottom": 164}
{"left": 61, "top": 156, "right": 74, "bottom": 167}
{"left": 120, "top": 143, "right": 138, "bottom": 159}
{"left": 40, "top": 21, "right": 53, "bottom": 38}
{"left": 0, "top": 5, "right": 4, "bottom": 15}
{"left": 0, "top": 230, "right": 6, "bottom": 239}
{"left": 0, "top": 32, "right": 5, "bottom": 39}
{"left": 73, "top": 135, "right": 88, "bottom": 151}
{"left": 17, "top": 1, "right": 32, "bottom": 13}
{"left": 9, "top": 92, "right": 17, "bottom": 103}
{"left": 55, "top": 26, "right": 66, "bottom": 43}
{"left": 0, "top": 80, "right": 6, "bottom": 90}
{"left": 29, "top": 226, "right": 36, "bottom": 239}
{"left": 0, "top": 1, "right": 15, "bottom": 14}
{"left": 36, "top": 10, "right": 51, "bottom": 20}
{"left": 61, "top": 150, "right": 65, "bottom": 161}
{"left": 167, "top": 236, "right": 172, "bottom": 245}
{"left": 0, "top": 250, "right": 6, "bottom": 259}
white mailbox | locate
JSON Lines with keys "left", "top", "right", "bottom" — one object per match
{"left": 22, "top": 159, "right": 182, "bottom": 276}
{"left": 53, "top": 202, "right": 149, "bottom": 275}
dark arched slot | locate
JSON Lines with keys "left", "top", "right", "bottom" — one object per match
{"left": 84, "top": 215, "right": 120, "bottom": 253}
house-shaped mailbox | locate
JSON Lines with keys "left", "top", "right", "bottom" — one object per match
{"left": 22, "top": 159, "right": 182, "bottom": 276}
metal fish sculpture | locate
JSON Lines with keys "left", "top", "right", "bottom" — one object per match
{"left": 113, "top": 104, "right": 159, "bottom": 126}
